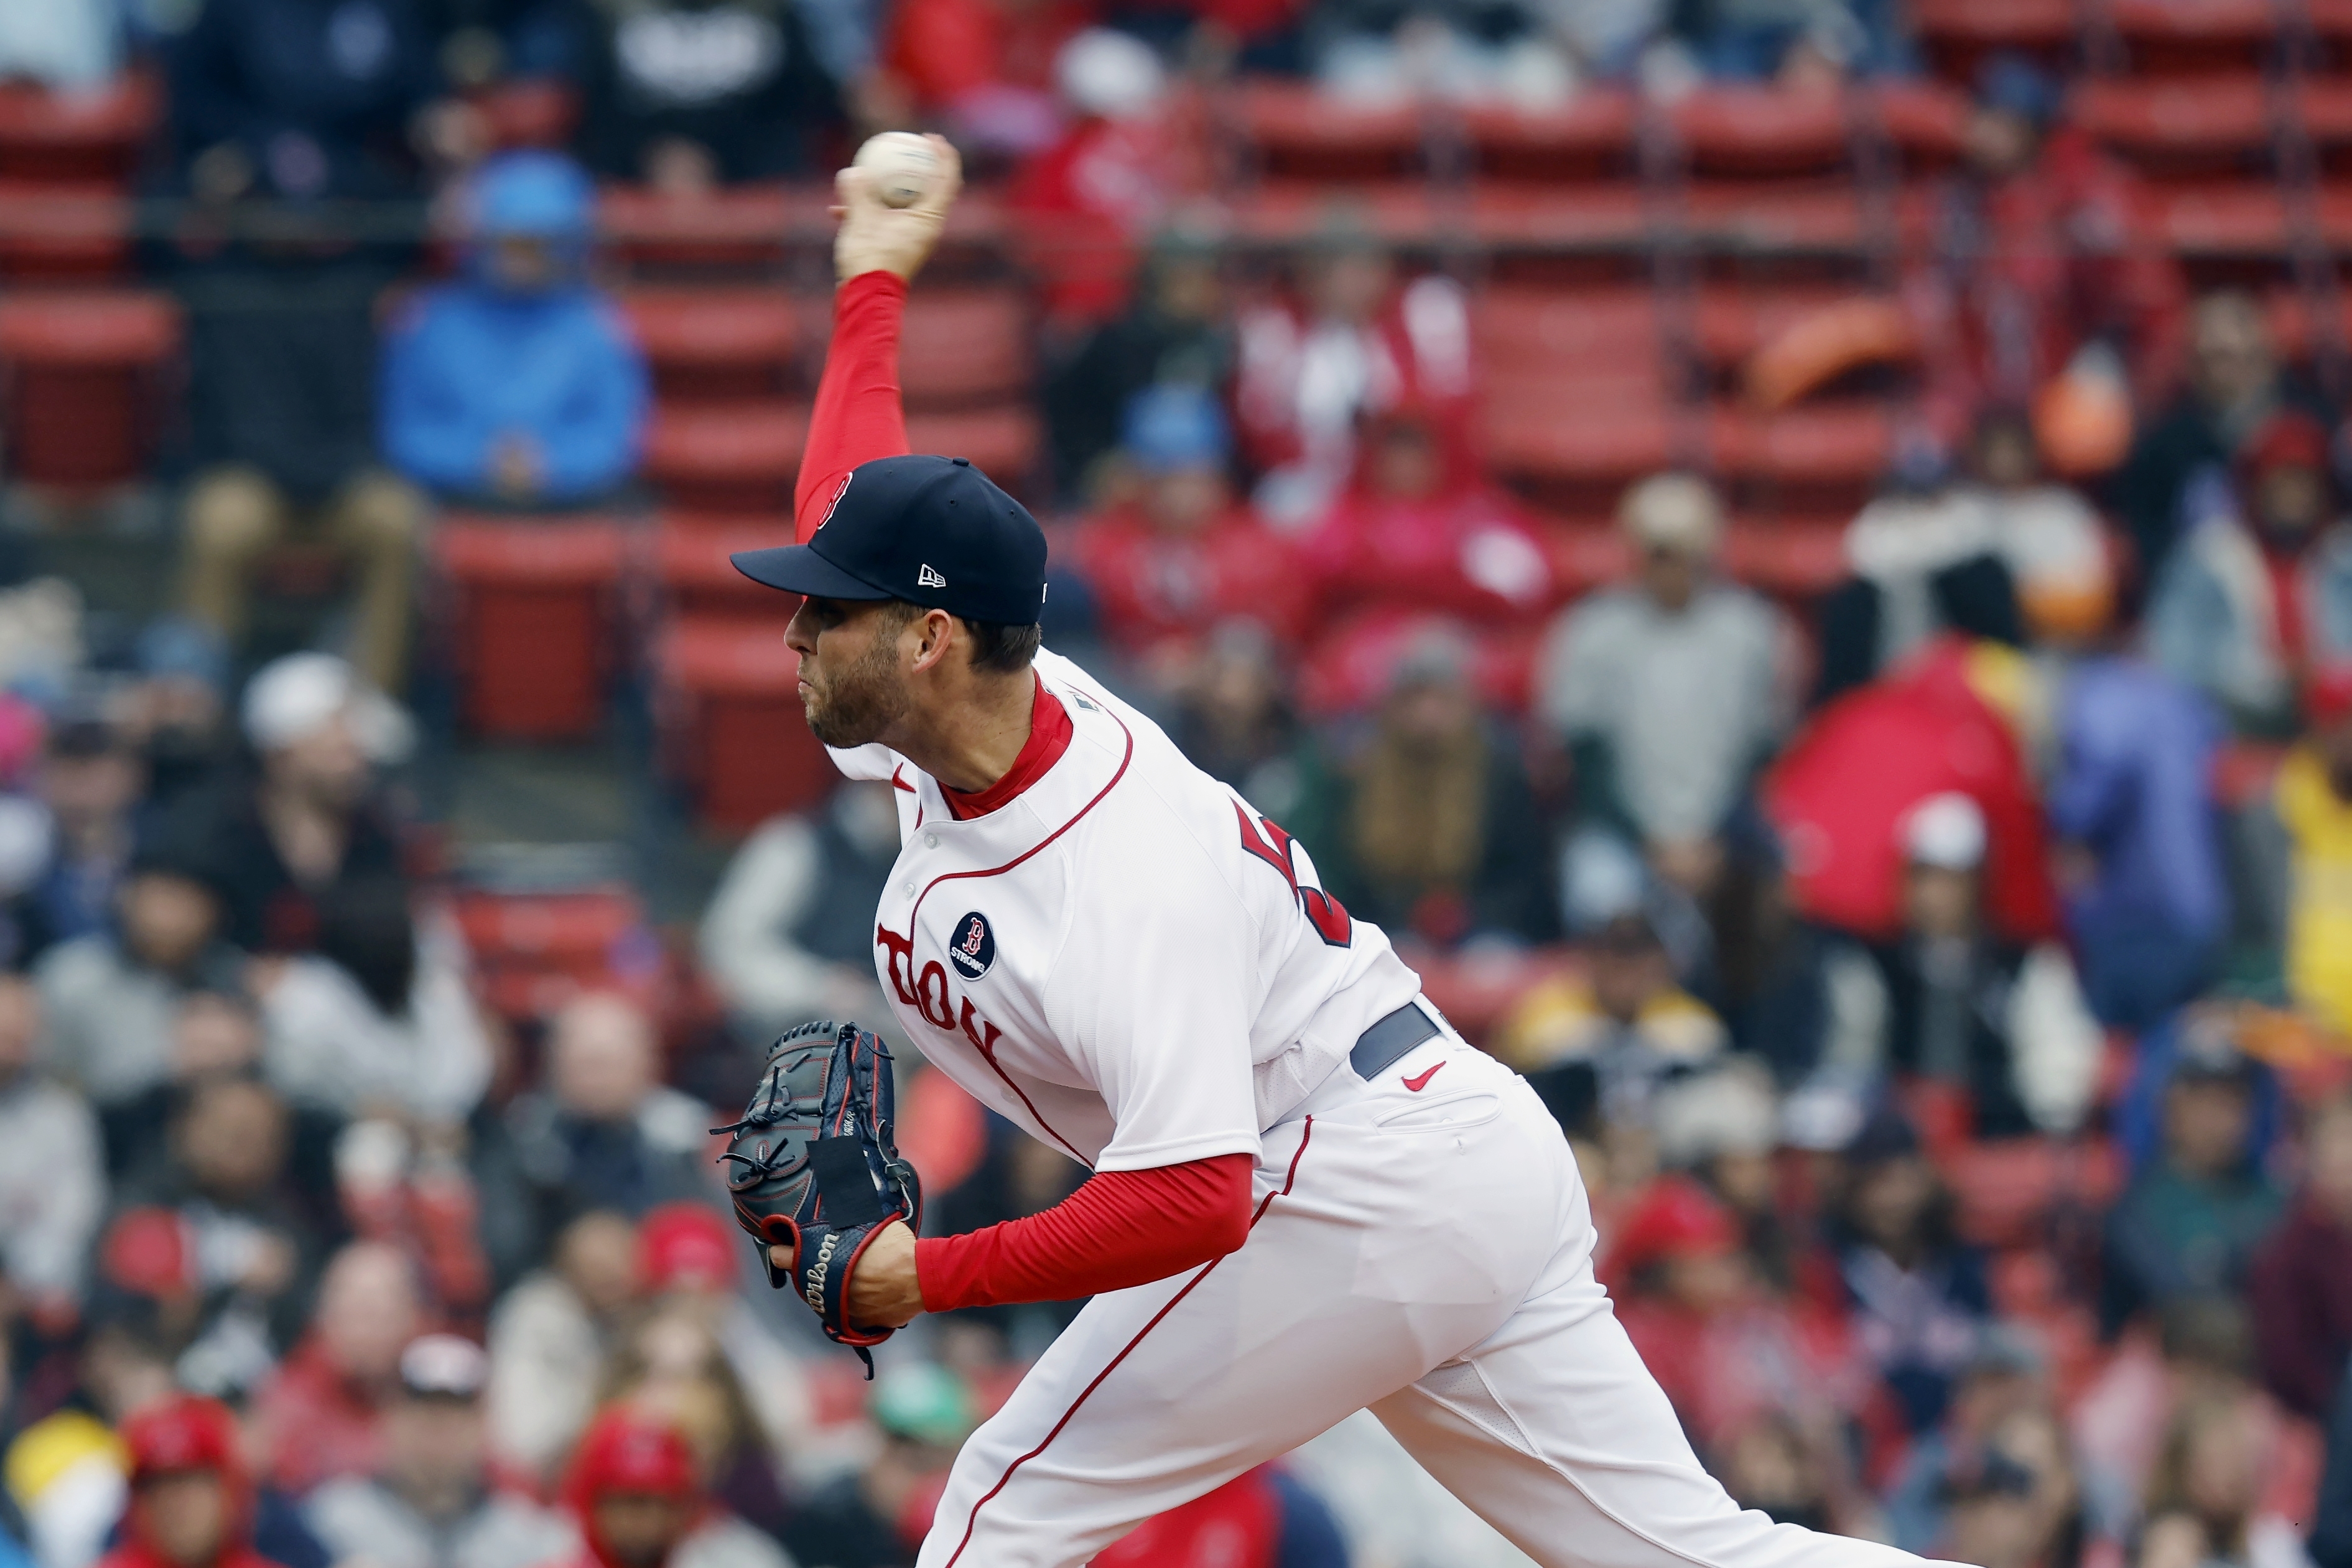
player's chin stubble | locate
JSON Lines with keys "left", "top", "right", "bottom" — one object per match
{"left": 803, "top": 635, "right": 911, "bottom": 749}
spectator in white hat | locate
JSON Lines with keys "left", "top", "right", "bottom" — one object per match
{"left": 1537, "top": 472, "right": 1799, "bottom": 906}
{"left": 165, "top": 654, "right": 412, "bottom": 957}
{"left": 304, "top": 1334, "right": 573, "bottom": 1568}
{"left": 1808, "top": 792, "right": 2101, "bottom": 1139}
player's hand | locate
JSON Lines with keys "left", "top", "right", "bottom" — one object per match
{"left": 832, "top": 134, "right": 962, "bottom": 286}
{"left": 768, "top": 1217, "right": 924, "bottom": 1329}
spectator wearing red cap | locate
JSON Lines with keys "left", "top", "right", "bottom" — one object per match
{"left": 556, "top": 1409, "right": 787, "bottom": 1568}
{"left": 598, "top": 1309, "right": 791, "bottom": 1549}
{"left": 2263, "top": 665, "right": 2352, "bottom": 1037}
{"left": 628, "top": 1204, "right": 811, "bottom": 1492}
{"left": 2149, "top": 409, "right": 2352, "bottom": 735}
{"left": 1606, "top": 1177, "right": 1864, "bottom": 1486}
{"left": 303, "top": 1335, "right": 570, "bottom": 1568}
{"left": 100, "top": 1396, "right": 283, "bottom": 1568}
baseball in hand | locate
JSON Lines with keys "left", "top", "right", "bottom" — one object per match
{"left": 852, "top": 132, "right": 940, "bottom": 209}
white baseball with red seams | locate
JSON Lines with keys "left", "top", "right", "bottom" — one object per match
{"left": 830, "top": 649, "right": 1959, "bottom": 1568}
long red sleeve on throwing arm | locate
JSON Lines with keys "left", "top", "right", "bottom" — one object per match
{"left": 795, "top": 271, "right": 913, "bottom": 540}
{"left": 916, "top": 1154, "right": 1256, "bottom": 1311}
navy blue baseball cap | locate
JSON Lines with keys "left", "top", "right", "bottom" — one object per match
{"left": 730, "top": 455, "right": 1048, "bottom": 625}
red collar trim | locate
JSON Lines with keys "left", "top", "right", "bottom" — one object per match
{"left": 941, "top": 677, "right": 1073, "bottom": 820}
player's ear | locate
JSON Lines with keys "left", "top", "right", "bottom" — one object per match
{"left": 904, "top": 607, "right": 958, "bottom": 675}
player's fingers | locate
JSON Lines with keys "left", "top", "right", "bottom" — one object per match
{"left": 768, "top": 1243, "right": 794, "bottom": 1273}
{"left": 911, "top": 133, "right": 963, "bottom": 219}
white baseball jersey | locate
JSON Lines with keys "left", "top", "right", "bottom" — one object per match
{"left": 826, "top": 643, "right": 1955, "bottom": 1568}
{"left": 829, "top": 646, "right": 1422, "bottom": 1171}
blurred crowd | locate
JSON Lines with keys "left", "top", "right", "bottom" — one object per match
{"left": 4, "top": 1, "right": 2352, "bottom": 1568}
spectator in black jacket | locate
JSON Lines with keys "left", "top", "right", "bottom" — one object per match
{"left": 574, "top": 0, "right": 844, "bottom": 188}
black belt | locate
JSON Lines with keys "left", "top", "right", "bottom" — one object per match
{"left": 1350, "top": 999, "right": 1442, "bottom": 1080}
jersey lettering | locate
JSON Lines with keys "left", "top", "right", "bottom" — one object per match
{"left": 1235, "top": 804, "right": 1352, "bottom": 949}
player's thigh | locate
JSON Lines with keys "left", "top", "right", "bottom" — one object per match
{"left": 1375, "top": 1264, "right": 1933, "bottom": 1568}
{"left": 918, "top": 1107, "right": 1559, "bottom": 1568}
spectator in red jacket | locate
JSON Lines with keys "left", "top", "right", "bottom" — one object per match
{"left": 103, "top": 1395, "right": 285, "bottom": 1568}
{"left": 1062, "top": 384, "right": 1311, "bottom": 687}
{"left": 252, "top": 1241, "right": 425, "bottom": 1494}
{"left": 877, "top": 0, "right": 1095, "bottom": 154}
{"left": 1233, "top": 221, "right": 1473, "bottom": 527}
{"left": 1297, "top": 405, "right": 1552, "bottom": 628}
{"left": 2248, "top": 1096, "right": 2352, "bottom": 1421}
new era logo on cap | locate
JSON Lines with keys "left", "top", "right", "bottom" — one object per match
{"left": 728, "top": 454, "right": 1047, "bottom": 624}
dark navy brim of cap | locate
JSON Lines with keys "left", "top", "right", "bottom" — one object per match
{"left": 730, "top": 542, "right": 893, "bottom": 600}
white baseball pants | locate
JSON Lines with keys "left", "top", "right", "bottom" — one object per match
{"left": 914, "top": 1030, "right": 1958, "bottom": 1568}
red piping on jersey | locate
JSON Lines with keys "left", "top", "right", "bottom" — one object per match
{"left": 937, "top": 1118, "right": 1316, "bottom": 1568}
{"left": 961, "top": 1012, "right": 1092, "bottom": 1169}
{"left": 905, "top": 700, "right": 1135, "bottom": 1166}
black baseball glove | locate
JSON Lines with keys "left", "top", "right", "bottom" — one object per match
{"left": 714, "top": 1019, "right": 923, "bottom": 1375}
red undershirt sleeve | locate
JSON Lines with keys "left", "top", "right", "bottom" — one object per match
{"left": 913, "top": 1154, "right": 1256, "bottom": 1312}
{"left": 796, "top": 271, "right": 913, "bottom": 540}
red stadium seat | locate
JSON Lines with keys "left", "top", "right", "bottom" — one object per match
{"left": 1911, "top": 0, "right": 2077, "bottom": 78}
{"left": 1471, "top": 285, "right": 1662, "bottom": 376}
{"left": 1671, "top": 87, "right": 1851, "bottom": 179}
{"left": 1465, "top": 183, "right": 1650, "bottom": 255}
{"left": 620, "top": 288, "right": 801, "bottom": 404}
{"left": 1946, "top": 1137, "right": 2123, "bottom": 1248}
{"left": 1721, "top": 517, "right": 1850, "bottom": 596}
{"left": 1682, "top": 182, "right": 1869, "bottom": 256}
{"left": 433, "top": 516, "right": 630, "bottom": 740}
{"left": 1693, "top": 284, "right": 1859, "bottom": 369}
{"left": 1462, "top": 92, "right": 1638, "bottom": 183}
{"left": 597, "top": 183, "right": 804, "bottom": 273}
{"left": 898, "top": 289, "right": 1030, "bottom": 409}
{"left": 0, "top": 75, "right": 159, "bottom": 184}
{"left": 453, "top": 886, "right": 658, "bottom": 1023}
{"left": 1227, "top": 181, "right": 1444, "bottom": 247}
{"left": 1483, "top": 395, "right": 1679, "bottom": 519}
{"left": 1710, "top": 405, "right": 1892, "bottom": 516}
{"left": 1233, "top": 82, "right": 1426, "bottom": 183}
{"left": 653, "top": 513, "right": 794, "bottom": 616}
{"left": 2106, "top": 0, "right": 2278, "bottom": 76}
{"left": 642, "top": 402, "right": 807, "bottom": 516}
{"left": 1295, "top": 605, "right": 1546, "bottom": 718}
{"left": 904, "top": 407, "right": 1042, "bottom": 494}
{"left": 1867, "top": 81, "right": 1971, "bottom": 175}
{"left": 0, "top": 182, "right": 131, "bottom": 281}
{"left": 2293, "top": 80, "right": 2352, "bottom": 175}
{"left": 0, "top": 289, "right": 180, "bottom": 490}
{"left": 655, "top": 618, "right": 834, "bottom": 830}
{"left": 2154, "top": 183, "right": 2291, "bottom": 259}
{"left": 1536, "top": 524, "right": 1634, "bottom": 595}
{"left": 2071, "top": 77, "right": 2275, "bottom": 181}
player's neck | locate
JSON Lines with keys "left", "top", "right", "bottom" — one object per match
{"left": 884, "top": 668, "right": 1038, "bottom": 794}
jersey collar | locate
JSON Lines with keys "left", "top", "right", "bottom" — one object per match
{"left": 939, "top": 675, "right": 1074, "bottom": 821}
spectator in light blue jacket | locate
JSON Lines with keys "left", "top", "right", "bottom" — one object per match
{"left": 379, "top": 152, "right": 647, "bottom": 509}
{"left": 2047, "top": 657, "right": 2229, "bottom": 1029}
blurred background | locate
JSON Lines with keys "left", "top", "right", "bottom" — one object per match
{"left": 2, "top": 1, "right": 2352, "bottom": 1566}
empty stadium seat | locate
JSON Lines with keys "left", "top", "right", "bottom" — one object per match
{"left": 1462, "top": 92, "right": 1638, "bottom": 183}
{"left": 1671, "top": 86, "right": 1851, "bottom": 180}
{"left": 654, "top": 619, "right": 834, "bottom": 830}
{"left": 452, "top": 885, "right": 659, "bottom": 1022}
{"left": 1867, "top": 81, "right": 1971, "bottom": 175}
{"left": 0, "top": 289, "right": 179, "bottom": 489}
{"left": 0, "top": 182, "right": 130, "bottom": 281}
{"left": 653, "top": 513, "right": 795, "bottom": 617}
{"left": 1472, "top": 285, "right": 1663, "bottom": 376}
{"left": 1711, "top": 405, "right": 1892, "bottom": 514}
{"left": 620, "top": 288, "right": 801, "bottom": 403}
{"left": 1681, "top": 182, "right": 1869, "bottom": 257}
{"left": 898, "top": 289, "right": 1030, "bottom": 408}
{"left": 1693, "top": 284, "right": 1859, "bottom": 368}
{"left": 1464, "top": 183, "right": 1651, "bottom": 257}
{"left": 434, "top": 516, "right": 629, "bottom": 740}
{"left": 2073, "top": 77, "right": 2276, "bottom": 182}
{"left": 2294, "top": 79, "right": 2352, "bottom": 175}
{"left": 0, "top": 75, "right": 159, "bottom": 184}
{"left": 1720, "top": 517, "right": 1850, "bottom": 596}
{"left": 1910, "top": 0, "right": 2077, "bottom": 77}
{"left": 1537, "top": 524, "right": 1634, "bottom": 596}
{"left": 1483, "top": 397, "right": 1680, "bottom": 518}
{"left": 1946, "top": 1137, "right": 2124, "bottom": 1248}
{"left": 598, "top": 183, "right": 804, "bottom": 274}
{"left": 1234, "top": 82, "right": 1425, "bottom": 183}
{"left": 2106, "top": 0, "right": 2278, "bottom": 76}
{"left": 1227, "top": 181, "right": 1445, "bottom": 248}
{"left": 2154, "top": 183, "right": 2292, "bottom": 260}
{"left": 642, "top": 402, "right": 807, "bottom": 515}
